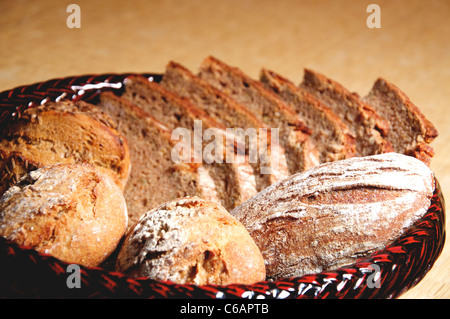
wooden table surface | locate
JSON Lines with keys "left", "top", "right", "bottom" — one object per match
{"left": 0, "top": 0, "right": 448, "bottom": 299}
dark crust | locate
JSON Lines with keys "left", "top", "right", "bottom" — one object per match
{"left": 197, "top": 56, "right": 319, "bottom": 173}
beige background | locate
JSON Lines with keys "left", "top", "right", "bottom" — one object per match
{"left": 0, "top": 0, "right": 448, "bottom": 299}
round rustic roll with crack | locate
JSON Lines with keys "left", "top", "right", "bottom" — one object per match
{"left": 115, "top": 196, "right": 266, "bottom": 285}
{"left": 0, "top": 163, "right": 128, "bottom": 267}
{"left": 0, "top": 100, "right": 131, "bottom": 194}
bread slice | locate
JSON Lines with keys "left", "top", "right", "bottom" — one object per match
{"left": 260, "top": 68, "right": 356, "bottom": 163}
{"left": 0, "top": 100, "right": 131, "bottom": 191}
{"left": 363, "top": 78, "right": 438, "bottom": 166}
{"left": 120, "top": 75, "right": 258, "bottom": 208}
{"left": 160, "top": 61, "right": 290, "bottom": 188}
{"left": 300, "top": 69, "right": 393, "bottom": 157}
{"left": 198, "top": 56, "right": 319, "bottom": 174}
{"left": 97, "top": 91, "right": 221, "bottom": 226}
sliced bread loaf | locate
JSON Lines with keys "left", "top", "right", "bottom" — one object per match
{"left": 116, "top": 196, "right": 266, "bottom": 285}
{"left": 300, "top": 69, "right": 393, "bottom": 157}
{"left": 198, "top": 56, "right": 319, "bottom": 174}
{"left": 260, "top": 68, "right": 356, "bottom": 163}
{"left": 97, "top": 91, "right": 221, "bottom": 226}
{"left": 363, "top": 78, "right": 438, "bottom": 166}
{"left": 120, "top": 75, "right": 257, "bottom": 208}
{"left": 160, "top": 61, "right": 290, "bottom": 189}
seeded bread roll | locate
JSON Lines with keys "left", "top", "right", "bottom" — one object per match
{"left": 116, "top": 197, "right": 266, "bottom": 285}
{"left": 0, "top": 163, "right": 128, "bottom": 267}
{"left": 0, "top": 100, "right": 131, "bottom": 193}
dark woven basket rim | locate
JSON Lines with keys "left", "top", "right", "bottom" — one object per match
{"left": 0, "top": 73, "right": 446, "bottom": 299}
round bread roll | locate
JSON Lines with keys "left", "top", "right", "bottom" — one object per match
{"left": 0, "top": 163, "right": 128, "bottom": 267}
{"left": 0, "top": 100, "right": 131, "bottom": 193}
{"left": 116, "top": 196, "right": 266, "bottom": 285}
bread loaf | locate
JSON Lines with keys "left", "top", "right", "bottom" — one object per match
{"left": 231, "top": 153, "right": 435, "bottom": 280}
{"left": 0, "top": 163, "right": 128, "bottom": 267}
{"left": 0, "top": 57, "right": 439, "bottom": 290}
{"left": 0, "top": 100, "right": 131, "bottom": 192}
{"left": 116, "top": 197, "right": 266, "bottom": 285}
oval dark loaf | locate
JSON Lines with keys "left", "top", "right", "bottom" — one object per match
{"left": 230, "top": 152, "right": 436, "bottom": 280}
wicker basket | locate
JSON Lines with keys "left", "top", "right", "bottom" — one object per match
{"left": 0, "top": 74, "right": 445, "bottom": 299}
